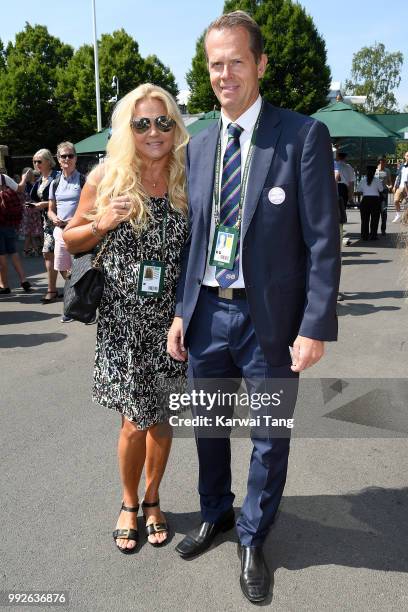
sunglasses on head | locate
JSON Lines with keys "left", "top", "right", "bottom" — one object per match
{"left": 59, "top": 153, "right": 75, "bottom": 159}
{"left": 130, "top": 115, "right": 176, "bottom": 134}
{"left": 33, "top": 159, "right": 43, "bottom": 164}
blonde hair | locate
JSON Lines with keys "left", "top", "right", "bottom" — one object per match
{"left": 33, "top": 148, "right": 55, "bottom": 168}
{"left": 57, "top": 141, "right": 76, "bottom": 156}
{"left": 92, "top": 83, "right": 189, "bottom": 227}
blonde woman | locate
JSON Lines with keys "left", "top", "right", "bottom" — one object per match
{"left": 64, "top": 84, "right": 189, "bottom": 553}
{"left": 30, "top": 148, "right": 60, "bottom": 302}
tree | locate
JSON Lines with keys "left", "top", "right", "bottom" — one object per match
{"left": 54, "top": 28, "right": 147, "bottom": 143}
{"left": 396, "top": 141, "right": 408, "bottom": 161}
{"left": 54, "top": 44, "right": 97, "bottom": 143}
{"left": 98, "top": 29, "right": 146, "bottom": 122}
{"left": 0, "top": 25, "right": 179, "bottom": 153}
{"left": 0, "top": 39, "right": 6, "bottom": 71}
{"left": 54, "top": 30, "right": 179, "bottom": 143}
{"left": 186, "top": 34, "right": 218, "bottom": 114}
{"left": 143, "top": 55, "right": 178, "bottom": 97}
{"left": 186, "top": 0, "right": 331, "bottom": 114}
{"left": 345, "top": 42, "right": 403, "bottom": 114}
{"left": 0, "top": 23, "right": 73, "bottom": 154}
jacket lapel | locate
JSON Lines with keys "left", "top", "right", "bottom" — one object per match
{"left": 241, "top": 103, "right": 282, "bottom": 241}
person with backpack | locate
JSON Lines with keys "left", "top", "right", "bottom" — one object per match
{"left": 48, "top": 142, "right": 85, "bottom": 322}
{"left": 0, "top": 171, "right": 32, "bottom": 294}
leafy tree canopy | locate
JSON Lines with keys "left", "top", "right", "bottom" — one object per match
{"left": 187, "top": 0, "right": 331, "bottom": 114}
{"left": 345, "top": 42, "right": 403, "bottom": 114}
{"left": 0, "top": 23, "right": 73, "bottom": 154}
{"left": 143, "top": 55, "right": 178, "bottom": 97}
{"left": 0, "top": 25, "right": 179, "bottom": 154}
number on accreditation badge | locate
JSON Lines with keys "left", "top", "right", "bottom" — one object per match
{"left": 209, "top": 225, "right": 239, "bottom": 270}
{"left": 137, "top": 260, "right": 165, "bottom": 297}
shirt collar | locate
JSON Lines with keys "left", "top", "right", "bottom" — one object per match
{"left": 61, "top": 169, "right": 79, "bottom": 182}
{"left": 221, "top": 95, "right": 262, "bottom": 137}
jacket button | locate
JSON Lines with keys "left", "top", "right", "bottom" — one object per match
{"left": 197, "top": 279, "right": 201, "bottom": 285}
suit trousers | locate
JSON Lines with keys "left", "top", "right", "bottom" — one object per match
{"left": 360, "top": 196, "right": 381, "bottom": 240}
{"left": 187, "top": 288, "right": 299, "bottom": 546}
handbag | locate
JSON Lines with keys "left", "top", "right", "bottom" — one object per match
{"left": 63, "top": 237, "right": 110, "bottom": 323}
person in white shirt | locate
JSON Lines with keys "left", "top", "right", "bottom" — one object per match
{"left": 392, "top": 151, "right": 408, "bottom": 223}
{"left": 357, "top": 165, "right": 383, "bottom": 240}
{"left": 375, "top": 157, "right": 392, "bottom": 235}
{"left": 335, "top": 151, "right": 355, "bottom": 208}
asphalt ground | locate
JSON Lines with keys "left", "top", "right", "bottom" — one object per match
{"left": 0, "top": 210, "right": 407, "bottom": 612}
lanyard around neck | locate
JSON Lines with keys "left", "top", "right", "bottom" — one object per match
{"left": 139, "top": 207, "right": 168, "bottom": 261}
{"left": 213, "top": 102, "right": 263, "bottom": 228}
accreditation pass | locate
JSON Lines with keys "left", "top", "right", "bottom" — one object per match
{"left": 137, "top": 260, "right": 165, "bottom": 297}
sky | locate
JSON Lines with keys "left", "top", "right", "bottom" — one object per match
{"left": 3, "top": 0, "right": 408, "bottom": 110}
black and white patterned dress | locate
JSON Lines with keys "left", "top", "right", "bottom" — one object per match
{"left": 92, "top": 196, "right": 188, "bottom": 429}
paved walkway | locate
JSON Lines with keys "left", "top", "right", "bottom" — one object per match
{"left": 0, "top": 213, "right": 407, "bottom": 611}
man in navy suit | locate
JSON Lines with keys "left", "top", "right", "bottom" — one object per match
{"left": 168, "top": 10, "right": 340, "bottom": 603}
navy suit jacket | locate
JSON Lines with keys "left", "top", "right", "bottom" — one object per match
{"left": 175, "top": 101, "right": 341, "bottom": 366}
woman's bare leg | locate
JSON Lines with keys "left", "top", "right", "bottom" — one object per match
{"left": 143, "top": 422, "right": 173, "bottom": 544}
{"left": 43, "top": 252, "right": 58, "bottom": 296}
{"left": 0, "top": 255, "right": 9, "bottom": 288}
{"left": 10, "top": 253, "right": 27, "bottom": 283}
{"left": 115, "top": 416, "right": 147, "bottom": 550}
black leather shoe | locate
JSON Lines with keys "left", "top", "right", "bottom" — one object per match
{"left": 175, "top": 508, "right": 235, "bottom": 559}
{"left": 238, "top": 543, "right": 270, "bottom": 603}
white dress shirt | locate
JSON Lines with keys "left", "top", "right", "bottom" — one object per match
{"left": 202, "top": 95, "right": 262, "bottom": 288}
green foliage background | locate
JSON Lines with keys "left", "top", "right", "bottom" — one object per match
{"left": 187, "top": 0, "right": 331, "bottom": 115}
{"left": 345, "top": 42, "right": 404, "bottom": 114}
{"left": 0, "top": 24, "right": 178, "bottom": 154}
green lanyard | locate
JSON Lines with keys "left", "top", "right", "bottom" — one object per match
{"left": 139, "top": 209, "right": 168, "bottom": 261}
{"left": 213, "top": 103, "right": 263, "bottom": 229}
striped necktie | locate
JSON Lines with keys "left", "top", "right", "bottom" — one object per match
{"left": 215, "top": 122, "right": 243, "bottom": 288}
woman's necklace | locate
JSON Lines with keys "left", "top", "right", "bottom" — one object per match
{"left": 144, "top": 175, "right": 161, "bottom": 188}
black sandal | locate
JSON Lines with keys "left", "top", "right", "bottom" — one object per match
{"left": 142, "top": 499, "right": 169, "bottom": 547}
{"left": 112, "top": 502, "right": 139, "bottom": 554}
{"left": 41, "top": 291, "right": 61, "bottom": 303}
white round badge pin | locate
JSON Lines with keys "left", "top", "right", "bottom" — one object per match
{"left": 268, "top": 187, "right": 286, "bottom": 205}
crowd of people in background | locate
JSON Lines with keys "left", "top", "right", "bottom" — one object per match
{"left": 1, "top": 138, "right": 408, "bottom": 317}
{"left": 334, "top": 150, "right": 408, "bottom": 243}
{"left": 0, "top": 142, "right": 86, "bottom": 322}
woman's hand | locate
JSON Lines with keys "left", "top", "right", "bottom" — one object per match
{"left": 52, "top": 216, "right": 65, "bottom": 228}
{"left": 98, "top": 196, "right": 133, "bottom": 233}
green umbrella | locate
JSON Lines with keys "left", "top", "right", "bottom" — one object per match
{"left": 397, "top": 125, "right": 408, "bottom": 139}
{"left": 75, "top": 128, "right": 110, "bottom": 154}
{"left": 186, "top": 110, "right": 220, "bottom": 137}
{"left": 311, "top": 101, "right": 398, "bottom": 138}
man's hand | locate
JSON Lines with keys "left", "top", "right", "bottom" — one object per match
{"left": 167, "top": 316, "right": 187, "bottom": 362}
{"left": 290, "top": 335, "right": 324, "bottom": 372}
